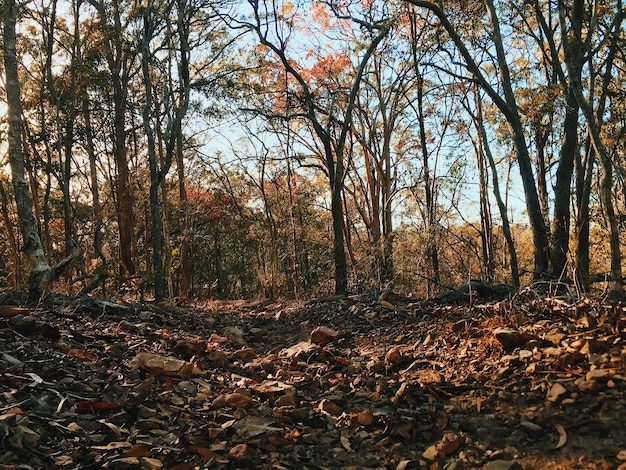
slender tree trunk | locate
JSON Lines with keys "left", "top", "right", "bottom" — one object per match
{"left": 574, "top": 139, "right": 594, "bottom": 290}
{"left": 330, "top": 160, "right": 349, "bottom": 295}
{"left": 141, "top": 9, "right": 167, "bottom": 301}
{"left": 83, "top": 100, "right": 105, "bottom": 263}
{"left": 175, "top": 121, "right": 192, "bottom": 300}
{"left": 416, "top": 73, "right": 440, "bottom": 294}
{"left": 550, "top": 89, "right": 578, "bottom": 279}
{"left": 476, "top": 135, "right": 494, "bottom": 283}
{"left": 0, "top": 179, "right": 20, "bottom": 287}
{"left": 474, "top": 88, "right": 520, "bottom": 287}
{"left": 88, "top": 0, "right": 136, "bottom": 275}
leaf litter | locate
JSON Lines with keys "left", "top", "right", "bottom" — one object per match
{"left": 0, "top": 292, "right": 624, "bottom": 469}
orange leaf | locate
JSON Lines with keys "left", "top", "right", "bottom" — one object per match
{"left": 75, "top": 400, "right": 120, "bottom": 414}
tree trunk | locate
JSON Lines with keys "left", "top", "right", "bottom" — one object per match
{"left": 574, "top": 140, "right": 594, "bottom": 290}
{"left": 3, "top": 0, "right": 53, "bottom": 299}
{"left": 0, "top": 179, "right": 20, "bottom": 287}
{"left": 87, "top": 0, "right": 136, "bottom": 275}
{"left": 416, "top": 72, "right": 440, "bottom": 294}
{"left": 476, "top": 133, "right": 494, "bottom": 283}
{"left": 474, "top": 89, "right": 520, "bottom": 287}
{"left": 559, "top": 0, "right": 623, "bottom": 296}
{"left": 141, "top": 8, "right": 167, "bottom": 301}
{"left": 331, "top": 180, "right": 349, "bottom": 296}
{"left": 550, "top": 89, "right": 578, "bottom": 279}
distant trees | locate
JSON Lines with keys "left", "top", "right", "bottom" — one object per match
{"left": 0, "top": 0, "right": 624, "bottom": 300}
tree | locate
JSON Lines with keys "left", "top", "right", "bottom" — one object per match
{"left": 3, "top": 0, "right": 80, "bottom": 299}
{"left": 87, "top": 0, "right": 137, "bottom": 276}
{"left": 238, "top": 0, "right": 389, "bottom": 295}
{"left": 559, "top": 0, "right": 624, "bottom": 296}
{"left": 404, "top": 0, "right": 550, "bottom": 280}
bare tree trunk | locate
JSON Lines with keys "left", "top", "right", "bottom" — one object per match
{"left": 476, "top": 133, "right": 494, "bottom": 283}
{"left": 3, "top": 0, "right": 53, "bottom": 299}
{"left": 550, "top": 90, "right": 578, "bottom": 279}
{"left": 416, "top": 71, "right": 440, "bottom": 294}
{"left": 473, "top": 88, "right": 520, "bottom": 287}
{"left": 574, "top": 139, "right": 594, "bottom": 290}
{"left": 0, "top": 179, "right": 20, "bottom": 287}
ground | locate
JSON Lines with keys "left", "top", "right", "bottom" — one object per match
{"left": 0, "top": 291, "right": 625, "bottom": 469}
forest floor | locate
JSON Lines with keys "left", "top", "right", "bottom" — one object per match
{"left": 0, "top": 289, "right": 625, "bottom": 469}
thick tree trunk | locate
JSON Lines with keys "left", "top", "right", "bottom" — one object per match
{"left": 0, "top": 180, "right": 20, "bottom": 287}
{"left": 3, "top": 0, "right": 53, "bottom": 299}
{"left": 3, "top": 0, "right": 82, "bottom": 300}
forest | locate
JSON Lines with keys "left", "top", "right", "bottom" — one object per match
{"left": 1, "top": 2, "right": 626, "bottom": 469}
{"left": 0, "top": 0, "right": 623, "bottom": 303}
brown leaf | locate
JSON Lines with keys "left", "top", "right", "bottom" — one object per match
{"left": 436, "top": 432, "right": 462, "bottom": 456}
{"left": 125, "top": 444, "right": 153, "bottom": 458}
{"left": 228, "top": 443, "right": 253, "bottom": 461}
{"left": 139, "top": 457, "right": 163, "bottom": 470}
{"left": 129, "top": 352, "right": 203, "bottom": 377}
{"left": 385, "top": 347, "right": 403, "bottom": 366}
{"left": 67, "top": 348, "right": 99, "bottom": 362}
{"left": 223, "top": 392, "right": 254, "bottom": 408}
{"left": 546, "top": 382, "right": 568, "bottom": 402}
{"left": 554, "top": 423, "right": 567, "bottom": 449}
{"left": 356, "top": 410, "right": 374, "bottom": 426}
{"left": 494, "top": 327, "right": 537, "bottom": 351}
{"left": 310, "top": 326, "right": 340, "bottom": 345}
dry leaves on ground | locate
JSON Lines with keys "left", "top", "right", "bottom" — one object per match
{"left": 0, "top": 292, "right": 625, "bottom": 469}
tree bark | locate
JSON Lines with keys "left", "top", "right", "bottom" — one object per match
{"left": 3, "top": 0, "right": 54, "bottom": 299}
{"left": 87, "top": 0, "right": 136, "bottom": 276}
{"left": 550, "top": 89, "right": 578, "bottom": 279}
{"left": 474, "top": 89, "right": 520, "bottom": 287}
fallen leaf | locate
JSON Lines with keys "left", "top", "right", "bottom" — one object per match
{"left": 554, "top": 423, "right": 567, "bottom": 449}
{"left": 223, "top": 392, "right": 254, "bottom": 408}
{"left": 91, "top": 441, "right": 132, "bottom": 450}
{"left": 75, "top": 400, "right": 120, "bottom": 414}
{"left": 310, "top": 326, "right": 340, "bottom": 345}
{"left": 546, "top": 382, "right": 568, "bottom": 402}
{"left": 129, "top": 352, "right": 204, "bottom": 376}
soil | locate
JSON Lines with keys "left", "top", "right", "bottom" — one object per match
{"left": 0, "top": 291, "right": 625, "bottom": 469}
